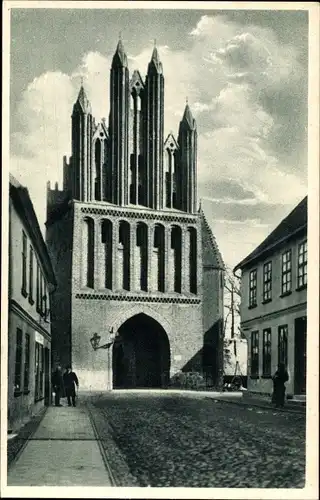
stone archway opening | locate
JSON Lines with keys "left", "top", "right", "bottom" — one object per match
{"left": 112, "top": 313, "right": 170, "bottom": 389}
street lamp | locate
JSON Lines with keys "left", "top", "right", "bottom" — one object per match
{"left": 90, "top": 328, "right": 117, "bottom": 351}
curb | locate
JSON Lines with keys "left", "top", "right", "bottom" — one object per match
{"left": 208, "top": 397, "right": 306, "bottom": 415}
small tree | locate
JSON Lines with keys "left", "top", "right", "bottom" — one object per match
{"left": 224, "top": 266, "right": 242, "bottom": 340}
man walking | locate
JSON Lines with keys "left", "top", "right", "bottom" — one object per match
{"left": 52, "top": 364, "right": 64, "bottom": 407}
{"left": 63, "top": 366, "right": 79, "bottom": 407}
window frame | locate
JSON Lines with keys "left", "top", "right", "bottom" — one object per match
{"left": 250, "top": 330, "right": 259, "bottom": 377}
{"left": 281, "top": 249, "right": 292, "bottom": 296}
{"left": 262, "top": 328, "right": 272, "bottom": 377}
{"left": 23, "top": 333, "right": 30, "bottom": 393}
{"left": 36, "top": 261, "right": 41, "bottom": 313}
{"left": 249, "top": 269, "right": 257, "bottom": 308}
{"left": 262, "top": 261, "right": 272, "bottom": 303}
{"left": 14, "top": 328, "right": 23, "bottom": 395}
{"left": 278, "top": 325, "right": 288, "bottom": 368}
{"left": 34, "top": 342, "right": 44, "bottom": 401}
{"left": 28, "top": 245, "right": 34, "bottom": 304}
{"left": 297, "top": 240, "right": 307, "bottom": 289}
{"left": 21, "top": 231, "right": 28, "bottom": 297}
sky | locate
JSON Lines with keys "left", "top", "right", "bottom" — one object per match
{"left": 9, "top": 6, "right": 309, "bottom": 269}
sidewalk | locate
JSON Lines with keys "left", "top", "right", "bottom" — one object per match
{"left": 215, "top": 391, "right": 306, "bottom": 414}
{"left": 7, "top": 402, "right": 113, "bottom": 486}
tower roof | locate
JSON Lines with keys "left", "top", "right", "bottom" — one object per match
{"left": 148, "top": 45, "right": 163, "bottom": 74}
{"left": 182, "top": 103, "right": 196, "bottom": 130}
{"left": 112, "top": 39, "right": 128, "bottom": 68}
{"left": 74, "top": 85, "right": 92, "bottom": 114}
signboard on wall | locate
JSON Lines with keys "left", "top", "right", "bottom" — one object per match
{"left": 35, "top": 331, "right": 44, "bottom": 345}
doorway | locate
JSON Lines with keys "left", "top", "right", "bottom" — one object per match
{"left": 294, "top": 316, "right": 307, "bottom": 394}
{"left": 44, "top": 347, "right": 50, "bottom": 405}
{"left": 112, "top": 313, "right": 170, "bottom": 389}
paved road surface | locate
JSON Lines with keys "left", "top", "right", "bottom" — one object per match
{"left": 90, "top": 392, "right": 305, "bottom": 488}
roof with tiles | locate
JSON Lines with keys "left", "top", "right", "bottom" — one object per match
{"left": 234, "top": 196, "right": 307, "bottom": 272}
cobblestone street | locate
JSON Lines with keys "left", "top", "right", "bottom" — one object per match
{"left": 90, "top": 392, "right": 306, "bottom": 488}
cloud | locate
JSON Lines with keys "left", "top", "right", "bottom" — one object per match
{"left": 10, "top": 14, "right": 307, "bottom": 268}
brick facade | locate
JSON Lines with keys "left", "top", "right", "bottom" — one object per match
{"left": 46, "top": 40, "right": 225, "bottom": 391}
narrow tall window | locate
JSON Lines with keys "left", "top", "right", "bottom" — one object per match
{"left": 278, "top": 325, "right": 288, "bottom": 367}
{"left": 14, "top": 328, "right": 23, "bottom": 393}
{"left": 39, "top": 344, "right": 44, "bottom": 396}
{"left": 154, "top": 225, "right": 165, "bottom": 292}
{"left": 249, "top": 269, "right": 257, "bottom": 307}
{"left": 262, "top": 328, "right": 272, "bottom": 376}
{"left": 189, "top": 227, "right": 197, "bottom": 294}
{"left": 137, "top": 223, "right": 148, "bottom": 291}
{"left": 94, "top": 139, "right": 102, "bottom": 201}
{"left": 35, "top": 342, "right": 44, "bottom": 401}
{"left": 263, "top": 261, "right": 272, "bottom": 302}
{"left": 171, "top": 226, "right": 182, "bottom": 293}
{"left": 251, "top": 331, "right": 259, "bottom": 376}
{"left": 297, "top": 240, "right": 307, "bottom": 289}
{"left": 23, "top": 333, "right": 30, "bottom": 392}
{"left": 82, "top": 218, "right": 94, "bottom": 288}
{"left": 118, "top": 221, "right": 130, "bottom": 291}
{"left": 281, "top": 249, "right": 292, "bottom": 295}
{"left": 42, "top": 283, "right": 48, "bottom": 320}
{"left": 35, "top": 342, "right": 39, "bottom": 400}
{"left": 101, "top": 220, "right": 113, "bottom": 289}
{"left": 21, "top": 231, "right": 28, "bottom": 297}
{"left": 40, "top": 274, "right": 44, "bottom": 315}
{"left": 29, "top": 246, "right": 34, "bottom": 304}
{"left": 36, "top": 262, "right": 40, "bottom": 312}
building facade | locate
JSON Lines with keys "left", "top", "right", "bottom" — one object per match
{"left": 46, "top": 41, "right": 225, "bottom": 391}
{"left": 8, "top": 175, "right": 56, "bottom": 432}
{"left": 234, "top": 197, "right": 307, "bottom": 398}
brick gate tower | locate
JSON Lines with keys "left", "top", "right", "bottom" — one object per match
{"left": 46, "top": 40, "right": 225, "bottom": 391}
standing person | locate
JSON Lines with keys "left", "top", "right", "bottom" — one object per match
{"left": 52, "top": 364, "right": 64, "bottom": 407}
{"left": 63, "top": 366, "right": 79, "bottom": 407}
{"left": 272, "top": 362, "right": 289, "bottom": 408}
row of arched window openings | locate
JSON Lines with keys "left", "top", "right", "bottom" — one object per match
{"left": 82, "top": 218, "right": 198, "bottom": 294}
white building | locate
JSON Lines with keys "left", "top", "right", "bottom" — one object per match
{"left": 8, "top": 175, "right": 56, "bottom": 432}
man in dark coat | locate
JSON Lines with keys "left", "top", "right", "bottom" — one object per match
{"left": 63, "top": 366, "right": 79, "bottom": 407}
{"left": 272, "top": 363, "right": 289, "bottom": 408}
{"left": 52, "top": 364, "right": 64, "bottom": 407}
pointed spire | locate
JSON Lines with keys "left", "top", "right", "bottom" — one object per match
{"left": 148, "top": 42, "right": 163, "bottom": 74}
{"left": 75, "top": 83, "right": 92, "bottom": 114}
{"left": 182, "top": 102, "right": 196, "bottom": 130}
{"left": 112, "top": 36, "right": 128, "bottom": 68}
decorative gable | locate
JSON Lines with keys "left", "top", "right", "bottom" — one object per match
{"left": 200, "top": 208, "right": 225, "bottom": 270}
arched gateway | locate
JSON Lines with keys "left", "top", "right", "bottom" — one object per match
{"left": 112, "top": 313, "right": 171, "bottom": 389}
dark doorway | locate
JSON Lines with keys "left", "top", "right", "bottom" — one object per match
{"left": 294, "top": 316, "right": 307, "bottom": 394}
{"left": 112, "top": 313, "right": 170, "bottom": 389}
{"left": 44, "top": 347, "right": 50, "bottom": 405}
